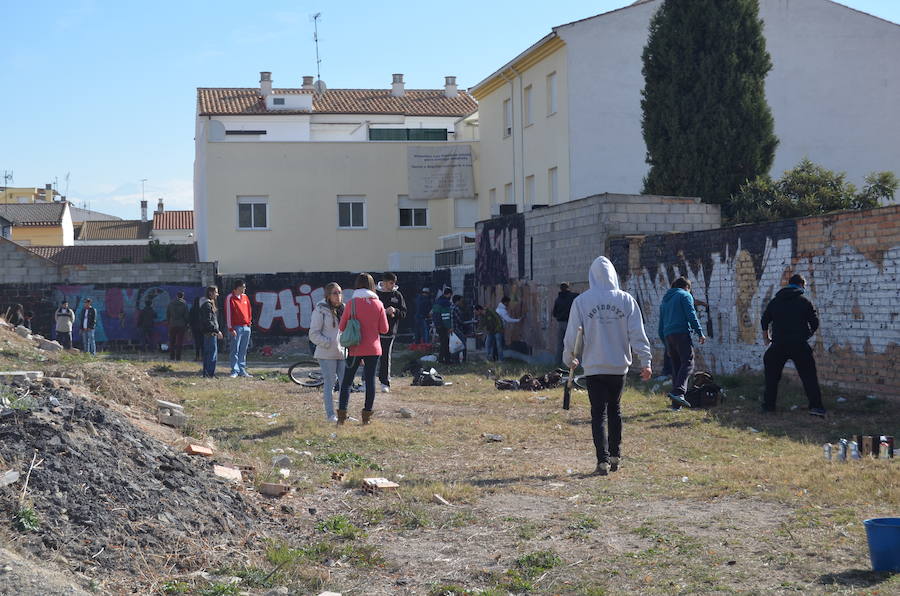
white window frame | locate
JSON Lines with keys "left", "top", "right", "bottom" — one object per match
{"left": 525, "top": 175, "right": 535, "bottom": 207}
{"left": 524, "top": 84, "right": 533, "bottom": 126}
{"left": 397, "top": 196, "right": 429, "bottom": 229}
{"left": 337, "top": 195, "right": 367, "bottom": 229}
{"left": 548, "top": 167, "right": 559, "bottom": 204}
{"left": 502, "top": 98, "right": 512, "bottom": 137}
{"left": 547, "top": 71, "right": 558, "bottom": 116}
{"left": 236, "top": 196, "right": 269, "bottom": 230}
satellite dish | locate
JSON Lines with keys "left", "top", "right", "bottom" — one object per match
{"left": 314, "top": 79, "right": 327, "bottom": 95}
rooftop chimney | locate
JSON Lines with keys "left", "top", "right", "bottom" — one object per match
{"left": 140, "top": 200, "right": 148, "bottom": 222}
{"left": 391, "top": 73, "right": 405, "bottom": 97}
{"left": 45, "top": 183, "right": 52, "bottom": 190}
{"left": 302, "top": 76, "right": 315, "bottom": 90}
{"left": 444, "top": 76, "right": 458, "bottom": 98}
{"left": 260, "top": 71, "right": 273, "bottom": 97}
{"left": 156, "top": 198, "right": 164, "bottom": 213}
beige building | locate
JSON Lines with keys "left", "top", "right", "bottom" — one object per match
{"left": 470, "top": 35, "right": 568, "bottom": 220}
{"left": 194, "top": 72, "right": 479, "bottom": 274}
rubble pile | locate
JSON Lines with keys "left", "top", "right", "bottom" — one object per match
{"left": 0, "top": 376, "right": 269, "bottom": 580}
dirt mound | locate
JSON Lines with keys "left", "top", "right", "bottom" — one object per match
{"left": 0, "top": 377, "right": 272, "bottom": 589}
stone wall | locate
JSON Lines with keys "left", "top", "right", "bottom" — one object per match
{"left": 608, "top": 206, "right": 900, "bottom": 397}
{"left": 474, "top": 194, "right": 721, "bottom": 358}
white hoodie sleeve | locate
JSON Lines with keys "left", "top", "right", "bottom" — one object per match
{"left": 626, "top": 296, "right": 652, "bottom": 368}
{"left": 562, "top": 299, "right": 583, "bottom": 368}
{"left": 308, "top": 307, "right": 331, "bottom": 348}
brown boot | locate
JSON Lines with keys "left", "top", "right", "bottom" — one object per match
{"left": 336, "top": 409, "right": 347, "bottom": 426}
{"left": 361, "top": 409, "right": 373, "bottom": 425}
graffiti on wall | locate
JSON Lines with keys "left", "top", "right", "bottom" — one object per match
{"left": 610, "top": 207, "right": 900, "bottom": 395}
{"left": 51, "top": 284, "right": 205, "bottom": 345}
{"left": 475, "top": 214, "right": 525, "bottom": 287}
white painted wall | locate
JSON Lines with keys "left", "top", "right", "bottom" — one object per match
{"left": 557, "top": 0, "right": 900, "bottom": 200}
{"left": 61, "top": 203, "right": 74, "bottom": 246}
{"left": 152, "top": 229, "right": 195, "bottom": 244}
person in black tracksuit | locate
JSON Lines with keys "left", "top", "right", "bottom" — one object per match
{"left": 375, "top": 273, "right": 407, "bottom": 393}
{"left": 552, "top": 283, "right": 578, "bottom": 365}
{"left": 760, "top": 273, "right": 826, "bottom": 416}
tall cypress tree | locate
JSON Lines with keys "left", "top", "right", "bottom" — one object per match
{"left": 640, "top": 0, "right": 778, "bottom": 204}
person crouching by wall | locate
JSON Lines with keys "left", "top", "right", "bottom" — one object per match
{"left": 199, "top": 286, "right": 223, "bottom": 378}
{"left": 336, "top": 273, "right": 389, "bottom": 426}
{"left": 310, "top": 282, "right": 348, "bottom": 423}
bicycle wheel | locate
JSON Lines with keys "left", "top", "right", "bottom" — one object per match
{"left": 288, "top": 363, "right": 323, "bottom": 387}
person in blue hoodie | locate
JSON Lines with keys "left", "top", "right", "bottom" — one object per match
{"left": 563, "top": 256, "right": 652, "bottom": 476}
{"left": 658, "top": 277, "right": 706, "bottom": 409}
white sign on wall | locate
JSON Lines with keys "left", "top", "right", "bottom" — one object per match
{"left": 407, "top": 145, "right": 475, "bottom": 200}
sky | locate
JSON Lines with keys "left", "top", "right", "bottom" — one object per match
{"left": 2, "top": 0, "right": 898, "bottom": 219}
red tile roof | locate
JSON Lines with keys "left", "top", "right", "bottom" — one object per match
{"left": 28, "top": 244, "right": 199, "bottom": 265}
{"left": 77, "top": 220, "right": 152, "bottom": 241}
{"left": 153, "top": 210, "right": 194, "bottom": 230}
{"left": 198, "top": 87, "right": 477, "bottom": 117}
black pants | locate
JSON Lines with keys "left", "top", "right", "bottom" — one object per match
{"left": 339, "top": 355, "right": 378, "bottom": 412}
{"left": 169, "top": 326, "right": 186, "bottom": 360}
{"left": 57, "top": 331, "right": 72, "bottom": 349}
{"left": 378, "top": 336, "right": 395, "bottom": 387}
{"left": 192, "top": 329, "right": 203, "bottom": 360}
{"left": 763, "top": 342, "right": 823, "bottom": 411}
{"left": 585, "top": 374, "right": 625, "bottom": 464}
{"left": 665, "top": 333, "right": 694, "bottom": 396}
{"left": 437, "top": 326, "right": 451, "bottom": 363}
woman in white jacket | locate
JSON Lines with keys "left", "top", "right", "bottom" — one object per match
{"left": 309, "top": 282, "right": 348, "bottom": 422}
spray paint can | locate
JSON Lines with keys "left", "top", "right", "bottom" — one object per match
{"left": 849, "top": 441, "right": 861, "bottom": 460}
{"left": 838, "top": 439, "right": 848, "bottom": 461}
{"left": 823, "top": 444, "right": 832, "bottom": 461}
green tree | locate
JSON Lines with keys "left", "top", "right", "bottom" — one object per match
{"left": 726, "top": 159, "right": 897, "bottom": 224}
{"left": 144, "top": 239, "right": 179, "bottom": 263}
{"left": 641, "top": 0, "right": 778, "bottom": 204}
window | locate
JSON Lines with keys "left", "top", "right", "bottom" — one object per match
{"left": 525, "top": 175, "right": 535, "bottom": 207}
{"left": 273, "top": 97, "right": 285, "bottom": 105}
{"left": 503, "top": 98, "right": 512, "bottom": 137}
{"left": 547, "top": 71, "right": 557, "bottom": 115}
{"left": 369, "top": 128, "right": 448, "bottom": 141}
{"left": 504, "top": 182, "right": 514, "bottom": 205}
{"left": 398, "top": 196, "right": 428, "bottom": 228}
{"left": 524, "top": 85, "right": 533, "bottom": 126}
{"left": 548, "top": 167, "right": 559, "bottom": 204}
{"left": 337, "top": 195, "right": 366, "bottom": 229}
{"left": 454, "top": 197, "right": 478, "bottom": 228}
{"left": 499, "top": 204, "right": 518, "bottom": 215}
{"left": 237, "top": 196, "right": 268, "bottom": 230}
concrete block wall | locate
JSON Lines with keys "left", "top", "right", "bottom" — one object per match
{"left": 609, "top": 206, "right": 900, "bottom": 398}
{"left": 61, "top": 263, "right": 217, "bottom": 286}
{"left": 0, "top": 239, "right": 62, "bottom": 284}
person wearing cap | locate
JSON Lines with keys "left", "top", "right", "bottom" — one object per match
{"left": 80, "top": 298, "right": 98, "bottom": 355}
{"left": 414, "top": 287, "right": 433, "bottom": 344}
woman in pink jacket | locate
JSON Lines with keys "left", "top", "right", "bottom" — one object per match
{"left": 337, "top": 273, "right": 389, "bottom": 425}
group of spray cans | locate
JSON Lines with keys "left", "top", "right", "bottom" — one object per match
{"left": 824, "top": 435, "right": 895, "bottom": 461}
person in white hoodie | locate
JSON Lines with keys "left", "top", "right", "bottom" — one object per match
{"left": 563, "top": 256, "right": 653, "bottom": 476}
{"left": 309, "top": 282, "right": 348, "bottom": 422}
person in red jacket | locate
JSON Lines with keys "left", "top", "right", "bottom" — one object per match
{"left": 337, "top": 273, "right": 389, "bottom": 425}
{"left": 226, "top": 279, "right": 253, "bottom": 377}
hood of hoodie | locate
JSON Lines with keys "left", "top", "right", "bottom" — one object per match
{"left": 350, "top": 288, "right": 379, "bottom": 300}
{"left": 662, "top": 287, "right": 689, "bottom": 304}
{"left": 376, "top": 281, "right": 399, "bottom": 292}
{"left": 773, "top": 285, "right": 804, "bottom": 302}
{"left": 588, "top": 256, "right": 620, "bottom": 291}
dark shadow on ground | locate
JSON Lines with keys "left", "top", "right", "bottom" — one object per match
{"left": 466, "top": 474, "right": 567, "bottom": 488}
{"left": 243, "top": 424, "right": 297, "bottom": 441}
{"left": 819, "top": 569, "right": 896, "bottom": 588}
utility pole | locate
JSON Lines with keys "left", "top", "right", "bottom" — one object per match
{"left": 312, "top": 13, "right": 322, "bottom": 82}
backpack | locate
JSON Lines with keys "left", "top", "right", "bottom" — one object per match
{"left": 412, "top": 368, "right": 444, "bottom": 386}
{"left": 339, "top": 299, "right": 361, "bottom": 348}
{"left": 685, "top": 371, "right": 722, "bottom": 408}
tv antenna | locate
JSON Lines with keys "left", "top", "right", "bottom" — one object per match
{"left": 311, "top": 12, "right": 323, "bottom": 82}
{"left": 1, "top": 170, "right": 12, "bottom": 187}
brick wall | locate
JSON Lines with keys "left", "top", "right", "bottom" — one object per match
{"left": 609, "top": 206, "right": 900, "bottom": 398}
{"left": 474, "top": 194, "right": 721, "bottom": 357}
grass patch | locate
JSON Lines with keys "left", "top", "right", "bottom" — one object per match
{"left": 315, "top": 514, "right": 365, "bottom": 540}
{"left": 13, "top": 507, "right": 40, "bottom": 532}
{"left": 317, "top": 451, "right": 382, "bottom": 470}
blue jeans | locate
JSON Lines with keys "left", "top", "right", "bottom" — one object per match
{"left": 484, "top": 332, "right": 505, "bottom": 361}
{"left": 414, "top": 316, "right": 430, "bottom": 344}
{"left": 202, "top": 334, "right": 218, "bottom": 377}
{"left": 318, "top": 358, "right": 346, "bottom": 420}
{"left": 339, "top": 355, "right": 378, "bottom": 411}
{"left": 230, "top": 325, "right": 251, "bottom": 375}
{"left": 82, "top": 329, "right": 96, "bottom": 355}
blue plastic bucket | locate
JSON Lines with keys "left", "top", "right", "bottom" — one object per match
{"left": 864, "top": 518, "right": 900, "bottom": 572}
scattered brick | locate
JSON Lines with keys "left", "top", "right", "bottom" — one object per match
{"left": 185, "top": 444, "right": 213, "bottom": 457}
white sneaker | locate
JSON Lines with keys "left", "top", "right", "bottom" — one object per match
{"left": 381, "top": 384, "right": 390, "bottom": 393}
{"left": 328, "top": 415, "right": 338, "bottom": 423}
{"left": 229, "top": 372, "right": 239, "bottom": 378}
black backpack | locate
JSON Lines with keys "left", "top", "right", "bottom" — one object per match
{"left": 413, "top": 368, "right": 444, "bottom": 387}
{"left": 685, "top": 371, "right": 722, "bottom": 408}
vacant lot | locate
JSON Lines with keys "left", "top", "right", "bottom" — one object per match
{"left": 1, "top": 335, "right": 898, "bottom": 595}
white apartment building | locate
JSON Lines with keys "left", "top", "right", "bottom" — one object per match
{"left": 194, "top": 72, "right": 479, "bottom": 274}
{"left": 471, "top": 0, "right": 900, "bottom": 217}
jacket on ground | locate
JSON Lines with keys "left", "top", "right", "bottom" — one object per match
{"left": 761, "top": 285, "right": 819, "bottom": 344}
{"left": 309, "top": 300, "right": 348, "bottom": 360}
{"left": 658, "top": 288, "right": 704, "bottom": 341}
{"left": 563, "top": 256, "right": 652, "bottom": 376}
{"left": 376, "top": 282, "right": 407, "bottom": 337}
{"left": 339, "top": 289, "right": 389, "bottom": 357}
